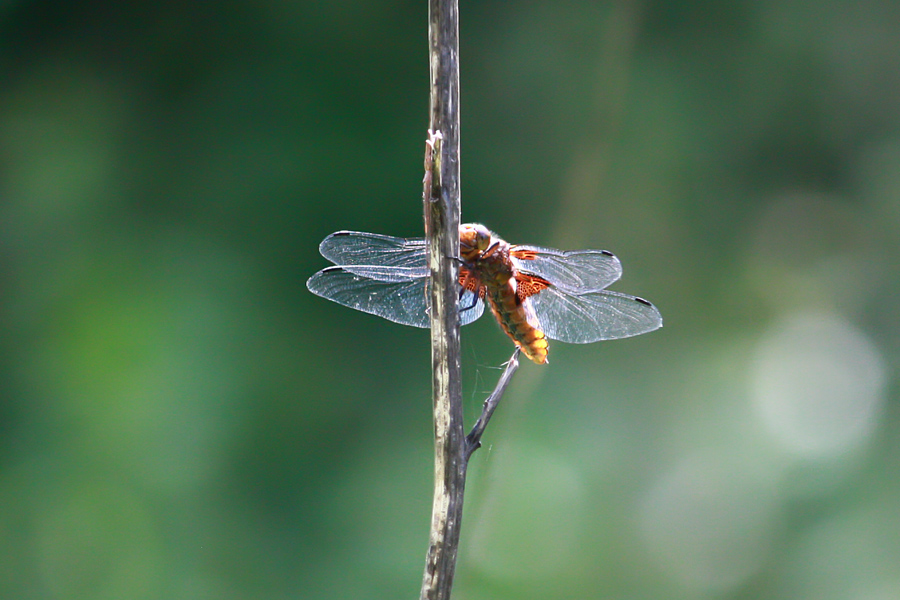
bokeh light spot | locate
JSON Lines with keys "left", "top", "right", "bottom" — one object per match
{"left": 751, "top": 312, "right": 886, "bottom": 458}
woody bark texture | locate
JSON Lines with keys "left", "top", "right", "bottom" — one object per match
{"left": 419, "top": 0, "right": 463, "bottom": 598}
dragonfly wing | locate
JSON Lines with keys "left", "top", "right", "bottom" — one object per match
{"left": 307, "top": 266, "right": 431, "bottom": 328}
{"left": 337, "top": 265, "right": 429, "bottom": 281}
{"left": 319, "top": 231, "right": 427, "bottom": 268}
{"left": 307, "top": 266, "right": 485, "bottom": 328}
{"left": 530, "top": 287, "right": 662, "bottom": 343}
{"left": 511, "top": 245, "right": 622, "bottom": 293}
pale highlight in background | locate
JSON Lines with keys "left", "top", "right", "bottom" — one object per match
{"left": 751, "top": 311, "right": 886, "bottom": 459}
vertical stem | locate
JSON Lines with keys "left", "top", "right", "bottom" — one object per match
{"left": 420, "top": 0, "right": 462, "bottom": 598}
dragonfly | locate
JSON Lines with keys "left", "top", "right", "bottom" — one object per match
{"left": 307, "top": 223, "right": 662, "bottom": 364}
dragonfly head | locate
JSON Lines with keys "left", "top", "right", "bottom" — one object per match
{"left": 460, "top": 223, "right": 492, "bottom": 260}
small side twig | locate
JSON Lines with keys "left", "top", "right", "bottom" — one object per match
{"left": 465, "top": 348, "right": 521, "bottom": 461}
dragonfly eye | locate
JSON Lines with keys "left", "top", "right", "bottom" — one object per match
{"left": 460, "top": 223, "right": 492, "bottom": 252}
{"left": 473, "top": 225, "right": 491, "bottom": 251}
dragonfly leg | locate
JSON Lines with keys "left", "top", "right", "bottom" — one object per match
{"left": 448, "top": 256, "right": 466, "bottom": 298}
{"left": 481, "top": 241, "right": 501, "bottom": 258}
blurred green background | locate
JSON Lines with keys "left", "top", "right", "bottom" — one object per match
{"left": 2, "top": 1, "right": 899, "bottom": 599}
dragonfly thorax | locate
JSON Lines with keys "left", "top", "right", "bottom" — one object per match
{"left": 459, "top": 223, "right": 516, "bottom": 285}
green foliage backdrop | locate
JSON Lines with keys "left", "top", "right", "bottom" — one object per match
{"left": 1, "top": 1, "right": 898, "bottom": 599}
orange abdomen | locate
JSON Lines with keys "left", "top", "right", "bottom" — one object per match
{"left": 487, "top": 280, "right": 549, "bottom": 364}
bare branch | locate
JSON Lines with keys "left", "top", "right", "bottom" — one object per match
{"left": 419, "top": 0, "right": 463, "bottom": 597}
{"left": 465, "top": 348, "right": 521, "bottom": 461}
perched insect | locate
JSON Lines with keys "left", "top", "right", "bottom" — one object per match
{"left": 307, "top": 223, "right": 662, "bottom": 363}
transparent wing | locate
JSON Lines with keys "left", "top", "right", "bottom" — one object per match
{"left": 335, "top": 265, "right": 429, "bottom": 282}
{"left": 511, "top": 245, "right": 622, "bottom": 293}
{"left": 307, "top": 266, "right": 485, "bottom": 328}
{"left": 530, "top": 287, "right": 662, "bottom": 343}
{"left": 319, "top": 231, "right": 427, "bottom": 269}
{"left": 308, "top": 266, "right": 430, "bottom": 327}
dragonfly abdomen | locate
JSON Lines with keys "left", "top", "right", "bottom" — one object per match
{"left": 487, "top": 280, "right": 549, "bottom": 365}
